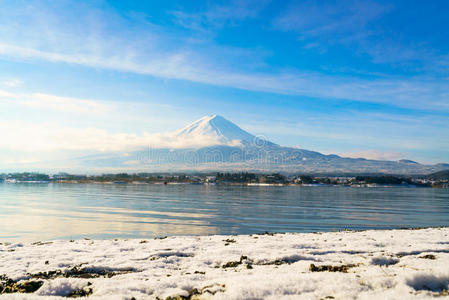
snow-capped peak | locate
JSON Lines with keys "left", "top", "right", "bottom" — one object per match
{"left": 174, "top": 115, "right": 258, "bottom": 146}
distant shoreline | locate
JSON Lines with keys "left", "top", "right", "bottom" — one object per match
{"left": 2, "top": 180, "right": 446, "bottom": 188}
{"left": 3, "top": 171, "right": 448, "bottom": 188}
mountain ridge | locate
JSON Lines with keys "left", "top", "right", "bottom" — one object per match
{"left": 69, "top": 115, "right": 449, "bottom": 174}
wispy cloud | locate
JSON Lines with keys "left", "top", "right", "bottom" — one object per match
{"left": 171, "top": 0, "right": 269, "bottom": 32}
{"left": 243, "top": 110, "right": 449, "bottom": 154}
{"left": 1, "top": 42, "right": 448, "bottom": 111}
{"left": 0, "top": 121, "right": 238, "bottom": 155}
{"left": 2, "top": 78, "right": 22, "bottom": 88}
{"left": 27, "top": 93, "right": 112, "bottom": 114}
{"left": 0, "top": 89, "right": 16, "bottom": 98}
{"left": 273, "top": 0, "right": 449, "bottom": 74}
{"left": 0, "top": 90, "right": 238, "bottom": 155}
{"left": 0, "top": 89, "right": 112, "bottom": 114}
{"left": 336, "top": 150, "right": 405, "bottom": 161}
{"left": 274, "top": 0, "right": 390, "bottom": 38}
{"left": 272, "top": 0, "right": 392, "bottom": 59}
{"left": 0, "top": 2, "right": 448, "bottom": 112}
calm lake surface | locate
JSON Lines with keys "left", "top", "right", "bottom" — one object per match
{"left": 1, "top": 183, "right": 448, "bottom": 241}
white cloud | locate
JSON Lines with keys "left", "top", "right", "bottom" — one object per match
{"left": 335, "top": 150, "right": 404, "bottom": 161}
{"left": 0, "top": 89, "right": 16, "bottom": 98}
{"left": 0, "top": 121, "right": 235, "bottom": 155}
{"left": 2, "top": 78, "right": 22, "bottom": 87}
{"left": 25, "top": 93, "right": 112, "bottom": 114}
{"left": 0, "top": 89, "right": 113, "bottom": 114}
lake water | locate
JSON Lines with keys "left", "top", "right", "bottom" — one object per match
{"left": 1, "top": 183, "right": 448, "bottom": 242}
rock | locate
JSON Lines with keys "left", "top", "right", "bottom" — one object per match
{"left": 419, "top": 254, "right": 437, "bottom": 260}
{"left": 67, "top": 286, "right": 93, "bottom": 298}
{"left": 222, "top": 261, "right": 241, "bottom": 268}
{"left": 309, "top": 263, "right": 356, "bottom": 273}
{"left": 0, "top": 278, "right": 43, "bottom": 294}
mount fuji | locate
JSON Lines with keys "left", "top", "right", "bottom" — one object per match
{"left": 75, "top": 115, "right": 448, "bottom": 174}
{"left": 173, "top": 114, "right": 276, "bottom": 147}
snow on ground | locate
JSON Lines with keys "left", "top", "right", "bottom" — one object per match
{"left": 1, "top": 228, "right": 449, "bottom": 299}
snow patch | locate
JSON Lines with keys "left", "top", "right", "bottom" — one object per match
{"left": 35, "top": 278, "right": 86, "bottom": 296}
{"left": 1, "top": 228, "right": 449, "bottom": 299}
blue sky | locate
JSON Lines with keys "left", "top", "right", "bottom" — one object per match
{"left": 0, "top": 0, "right": 448, "bottom": 167}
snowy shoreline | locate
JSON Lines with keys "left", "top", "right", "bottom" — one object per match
{"left": 1, "top": 228, "right": 449, "bottom": 299}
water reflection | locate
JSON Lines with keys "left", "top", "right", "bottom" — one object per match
{"left": 0, "top": 183, "right": 448, "bottom": 242}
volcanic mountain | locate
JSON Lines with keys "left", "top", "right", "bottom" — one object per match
{"left": 76, "top": 115, "right": 448, "bottom": 174}
{"left": 174, "top": 115, "right": 259, "bottom": 146}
